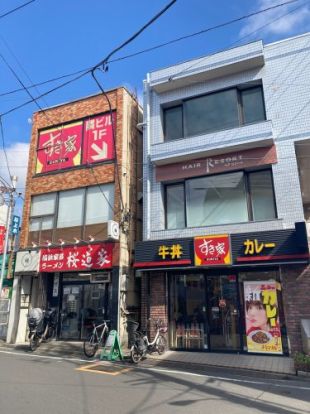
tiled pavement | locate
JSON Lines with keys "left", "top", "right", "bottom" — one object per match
{"left": 0, "top": 340, "right": 296, "bottom": 376}
{"left": 148, "top": 350, "right": 295, "bottom": 375}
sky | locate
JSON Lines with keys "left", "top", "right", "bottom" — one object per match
{"left": 0, "top": 0, "right": 310, "bottom": 216}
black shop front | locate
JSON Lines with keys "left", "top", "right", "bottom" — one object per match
{"left": 134, "top": 223, "right": 309, "bottom": 355}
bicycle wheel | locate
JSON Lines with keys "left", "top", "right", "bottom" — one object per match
{"left": 130, "top": 345, "right": 143, "bottom": 364}
{"left": 83, "top": 333, "right": 99, "bottom": 358}
{"left": 45, "top": 326, "right": 56, "bottom": 342}
{"left": 156, "top": 335, "right": 167, "bottom": 355}
{"left": 29, "top": 333, "right": 39, "bottom": 352}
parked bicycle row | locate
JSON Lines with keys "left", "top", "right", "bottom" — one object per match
{"left": 27, "top": 308, "right": 167, "bottom": 363}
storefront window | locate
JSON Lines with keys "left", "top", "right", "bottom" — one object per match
{"left": 168, "top": 270, "right": 287, "bottom": 354}
{"left": 169, "top": 274, "right": 207, "bottom": 350}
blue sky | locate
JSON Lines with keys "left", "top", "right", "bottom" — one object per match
{"left": 0, "top": 0, "right": 310, "bottom": 210}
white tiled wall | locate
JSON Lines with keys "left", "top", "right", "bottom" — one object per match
{"left": 143, "top": 33, "right": 310, "bottom": 240}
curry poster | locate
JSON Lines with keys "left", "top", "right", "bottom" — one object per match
{"left": 243, "top": 280, "right": 283, "bottom": 354}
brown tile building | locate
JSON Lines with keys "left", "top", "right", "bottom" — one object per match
{"left": 9, "top": 88, "right": 142, "bottom": 344}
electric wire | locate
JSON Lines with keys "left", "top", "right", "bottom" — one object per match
{"left": 0, "top": 0, "right": 36, "bottom": 20}
{"left": 0, "top": 0, "right": 301, "bottom": 116}
{"left": 168, "top": 0, "right": 310, "bottom": 82}
{"left": 0, "top": 0, "right": 301, "bottom": 99}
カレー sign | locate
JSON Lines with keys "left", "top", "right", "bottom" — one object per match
{"left": 244, "top": 280, "right": 283, "bottom": 354}
{"left": 39, "top": 243, "right": 113, "bottom": 272}
{"left": 36, "top": 121, "right": 83, "bottom": 173}
{"left": 82, "top": 112, "right": 115, "bottom": 165}
{"left": 194, "top": 235, "right": 231, "bottom": 266}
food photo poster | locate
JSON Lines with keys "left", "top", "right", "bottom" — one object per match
{"left": 244, "top": 280, "right": 283, "bottom": 354}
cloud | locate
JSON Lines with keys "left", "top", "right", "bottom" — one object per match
{"left": 240, "top": 0, "right": 310, "bottom": 39}
{"left": 0, "top": 142, "right": 29, "bottom": 195}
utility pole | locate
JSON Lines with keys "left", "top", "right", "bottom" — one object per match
{"left": 0, "top": 176, "right": 18, "bottom": 298}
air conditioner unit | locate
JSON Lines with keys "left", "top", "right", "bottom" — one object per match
{"left": 90, "top": 272, "right": 111, "bottom": 283}
{"left": 107, "top": 220, "right": 119, "bottom": 240}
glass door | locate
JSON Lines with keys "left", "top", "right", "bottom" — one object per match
{"left": 169, "top": 274, "right": 208, "bottom": 350}
{"left": 81, "top": 284, "right": 108, "bottom": 339}
{"left": 60, "top": 285, "right": 82, "bottom": 339}
{"left": 207, "top": 275, "right": 240, "bottom": 351}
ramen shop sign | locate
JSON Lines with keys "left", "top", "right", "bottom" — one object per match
{"left": 39, "top": 243, "right": 113, "bottom": 272}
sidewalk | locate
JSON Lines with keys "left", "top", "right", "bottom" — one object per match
{"left": 0, "top": 340, "right": 296, "bottom": 376}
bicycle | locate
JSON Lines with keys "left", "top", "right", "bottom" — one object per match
{"left": 130, "top": 318, "right": 167, "bottom": 364}
{"left": 83, "top": 320, "right": 110, "bottom": 357}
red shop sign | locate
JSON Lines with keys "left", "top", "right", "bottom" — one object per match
{"left": 82, "top": 112, "right": 115, "bottom": 165}
{"left": 0, "top": 226, "right": 5, "bottom": 254}
{"left": 36, "top": 121, "right": 83, "bottom": 174}
{"left": 39, "top": 243, "right": 113, "bottom": 272}
{"left": 194, "top": 234, "right": 231, "bottom": 266}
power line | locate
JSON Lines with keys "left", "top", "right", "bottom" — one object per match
{"left": 0, "top": 0, "right": 36, "bottom": 20}
{"left": 0, "top": 117, "right": 13, "bottom": 185}
{"left": 0, "top": 53, "right": 45, "bottom": 113}
{"left": 0, "top": 0, "right": 301, "bottom": 99}
{"left": 168, "top": 0, "right": 309, "bottom": 82}
{"left": 0, "top": 0, "right": 300, "bottom": 116}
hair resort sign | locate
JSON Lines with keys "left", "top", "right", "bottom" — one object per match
{"left": 155, "top": 145, "right": 277, "bottom": 181}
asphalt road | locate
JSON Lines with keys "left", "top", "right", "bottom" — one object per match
{"left": 0, "top": 348, "right": 309, "bottom": 414}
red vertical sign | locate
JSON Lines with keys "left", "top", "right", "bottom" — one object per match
{"left": 82, "top": 112, "right": 115, "bottom": 165}
{"left": 0, "top": 226, "right": 5, "bottom": 254}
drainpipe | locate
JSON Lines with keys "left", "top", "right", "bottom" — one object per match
{"left": 145, "top": 75, "right": 151, "bottom": 240}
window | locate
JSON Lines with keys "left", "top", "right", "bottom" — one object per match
{"left": 166, "top": 184, "right": 185, "bottom": 229}
{"left": 164, "top": 106, "right": 183, "bottom": 141}
{"left": 165, "top": 170, "right": 276, "bottom": 229}
{"left": 57, "top": 189, "right": 84, "bottom": 228}
{"left": 248, "top": 170, "right": 276, "bottom": 221}
{"left": 186, "top": 172, "right": 248, "bottom": 227}
{"left": 29, "top": 192, "right": 56, "bottom": 231}
{"left": 29, "top": 184, "right": 115, "bottom": 232}
{"left": 184, "top": 89, "right": 239, "bottom": 136}
{"left": 85, "top": 184, "right": 114, "bottom": 225}
{"left": 163, "top": 85, "right": 266, "bottom": 141}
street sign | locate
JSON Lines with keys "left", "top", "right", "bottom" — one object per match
{"left": 10, "top": 215, "right": 20, "bottom": 235}
{"left": 100, "top": 330, "right": 123, "bottom": 361}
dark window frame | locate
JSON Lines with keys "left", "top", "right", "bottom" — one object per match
{"left": 164, "top": 168, "right": 276, "bottom": 230}
{"left": 163, "top": 84, "right": 266, "bottom": 141}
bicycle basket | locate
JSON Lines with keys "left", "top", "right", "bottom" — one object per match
{"left": 137, "top": 337, "right": 147, "bottom": 352}
{"left": 28, "top": 308, "right": 43, "bottom": 327}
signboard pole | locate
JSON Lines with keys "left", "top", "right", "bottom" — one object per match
{"left": 0, "top": 176, "right": 17, "bottom": 299}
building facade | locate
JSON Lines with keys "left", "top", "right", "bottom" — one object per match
{"left": 135, "top": 34, "right": 310, "bottom": 355}
{"left": 8, "top": 88, "right": 142, "bottom": 345}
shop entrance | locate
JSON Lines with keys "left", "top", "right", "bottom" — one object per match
{"left": 169, "top": 273, "right": 241, "bottom": 351}
{"left": 59, "top": 282, "right": 109, "bottom": 340}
